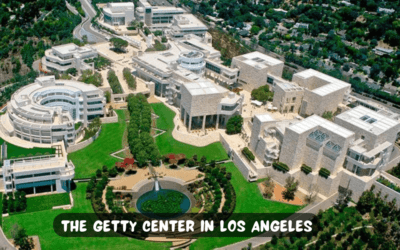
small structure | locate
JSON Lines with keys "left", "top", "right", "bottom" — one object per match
{"left": 43, "top": 43, "right": 97, "bottom": 73}
{"left": 103, "top": 2, "right": 135, "bottom": 26}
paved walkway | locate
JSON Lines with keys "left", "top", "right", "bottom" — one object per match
{"left": 0, "top": 226, "right": 16, "bottom": 250}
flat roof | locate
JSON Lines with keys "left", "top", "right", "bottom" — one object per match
{"left": 239, "top": 51, "right": 283, "bottom": 67}
{"left": 184, "top": 80, "right": 226, "bottom": 96}
{"left": 109, "top": 2, "right": 134, "bottom": 7}
{"left": 172, "top": 14, "right": 207, "bottom": 30}
{"left": 335, "top": 106, "right": 399, "bottom": 135}
{"left": 256, "top": 114, "right": 275, "bottom": 122}
{"left": 52, "top": 43, "right": 94, "bottom": 55}
{"left": 294, "top": 69, "right": 350, "bottom": 96}
{"left": 289, "top": 115, "right": 354, "bottom": 138}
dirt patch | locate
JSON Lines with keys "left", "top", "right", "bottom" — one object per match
{"left": 258, "top": 182, "right": 304, "bottom": 206}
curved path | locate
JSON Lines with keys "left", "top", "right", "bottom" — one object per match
{"left": 0, "top": 226, "right": 16, "bottom": 250}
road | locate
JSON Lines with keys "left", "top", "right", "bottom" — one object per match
{"left": 74, "top": 0, "right": 107, "bottom": 43}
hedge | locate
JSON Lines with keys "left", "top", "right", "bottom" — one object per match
{"left": 123, "top": 68, "right": 136, "bottom": 90}
{"left": 273, "top": 162, "right": 290, "bottom": 173}
{"left": 107, "top": 69, "right": 123, "bottom": 94}
{"left": 319, "top": 168, "right": 331, "bottom": 179}
{"left": 301, "top": 164, "right": 312, "bottom": 175}
{"left": 242, "top": 147, "right": 255, "bottom": 161}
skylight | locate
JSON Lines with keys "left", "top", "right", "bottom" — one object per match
{"left": 308, "top": 130, "right": 329, "bottom": 143}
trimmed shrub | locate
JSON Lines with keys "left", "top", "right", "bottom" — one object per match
{"left": 272, "top": 162, "right": 289, "bottom": 173}
{"left": 242, "top": 147, "right": 255, "bottom": 161}
{"left": 301, "top": 164, "right": 312, "bottom": 175}
{"left": 319, "top": 168, "right": 331, "bottom": 179}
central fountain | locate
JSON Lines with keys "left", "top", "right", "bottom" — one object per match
{"left": 135, "top": 166, "right": 191, "bottom": 218}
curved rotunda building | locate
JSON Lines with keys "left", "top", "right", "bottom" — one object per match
{"left": 1, "top": 76, "right": 105, "bottom": 145}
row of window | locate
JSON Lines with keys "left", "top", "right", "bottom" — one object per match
{"left": 42, "top": 99, "right": 76, "bottom": 105}
{"left": 205, "top": 62, "right": 221, "bottom": 74}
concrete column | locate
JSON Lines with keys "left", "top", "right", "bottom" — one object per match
{"left": 183, "top": 110, "right": 187, "bottom": 125}
{"left": 188, "top": 115, "right": 192, "bottom": 132}
{"left": 202, "top": 115, "right": 206, "bottom": 130}
{"left": 51, "top": 184, "right": 53, "bottom": 192}
{"left": 216, "top": 114, "right": 219, "bottom": 129}
{"left": 33, "top": 187, "right": 36, "bottom": 194}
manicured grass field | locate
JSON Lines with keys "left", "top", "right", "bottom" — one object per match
{"left": 151, "top": 103, "right": 228, "bottom": 162}
{"left": 190, "top": 162, "right": 302, "bottom": 249}
{"left": 2, "top": 183, "right": 171, "bottom": 250}
{"left": 68, "top": 110, "right": 126, "bottom": 179}
{"left": 25, "top": 193, "right": 70, "bottom": 213}
{"left": 0, "top": 138, "right": 55, "bottom": 159}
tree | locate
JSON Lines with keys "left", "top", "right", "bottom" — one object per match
{"left": 250, "top": 25, "right": 261, "bottom": 35}
{"left": 335, "top": 186, "right": 352, "bottom": 211}
{"left": 136, "top": 150, "right": 147, "bottom": 167}
{"left": 356, "top": 190, "right": 375, "bottom": 214}
{"left": 105, "top": 91, "right": 111, "bottom": 103}
{"left": 226, "top": 115, "right": 243, "bottom": 135}
{"left": 251, "top": 85, "right": 273, "bottom": 102}
{"left": 282, "top": 177, "right": 299, "bottom": 201}
{"left": 343, "top": 64, "right": 350, "bottom": 72}
{"left": 66, "top": 68, "right": 77, "bottom": 76}
{"left": 14, "top": 226, "right": 34, "bottom": 250}
{"left": 109, "top": 38, "right": 128, "bottom": 52}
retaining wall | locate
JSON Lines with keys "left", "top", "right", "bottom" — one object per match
{"left": 101, "top": 110, "right": 118, "bottom": 124}
{"left": 67, "top": 127, "right": 102, "bottom": 153}
{"left": 373, "top": 181, "right": 400, "bottom": 209}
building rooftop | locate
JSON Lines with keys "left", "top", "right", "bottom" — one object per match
{"left": 171, "top": 14, "right": 207, "bottom": 30}
{"left": 238, "top": 51, "right": 283, "bottom": 68}
{"left": 256, "top": 114, "right": 275, "bottom": 123}
{"left": 336, "top": 106, "right": 399, "bottom": 135}
{"left": 294, "top": 69, "right": 350, "bottom": 96}
{"left": 289, "top": 115, "right": 354, "bottom": 138}
{"left": 52, "top": 43, "right": 94, "bottom": 56}
{"left": 184, "top": 80, "right": 227, "bottom": 96}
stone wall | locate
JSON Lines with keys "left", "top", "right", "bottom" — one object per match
{"left": 231, "top": 149, "right": 253, "bottom": 180}
{"left": 373, "top": 181, "right": 400, "bottom": 209}
{"left": 219, "top": 133, "right": 232, "bottom": 156}
{"left": 100, "top": 110, "right": 118, "bottom": 124}
{"left": 67, "top": 127, "right": 102, "bottom": 153}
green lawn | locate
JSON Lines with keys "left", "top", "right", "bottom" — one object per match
{"left": 2, "top": 183, "right": 170, "bottom": 250}
{"left": 0, "top": 138, "right": 55, "bottom": 159}
{"left": 25, "top": 193, "right": 70, "bottom": 213}
{"left": 68, "top": 110, "right": 126, "bottom": 179}
{"left": 151, "top": 103, "right": 228, "bottom": 162}
{"left": 190, "top": 162, "right": 302, "bottom": 249}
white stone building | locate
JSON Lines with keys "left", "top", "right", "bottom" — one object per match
{"left": 231, "top": 52, "right": 284, "bottom": 91}
{"left": 248, "top": 106, "right": 400, "bottom": 199}
{"left": 102, "top": 2, "right": 135, "bottom": 26}
{"left": 169, "top": 14, "right": 208, "bottom": 38}
{"left": 132, "top": 35, "right": 243, "bottom": 131}
{"left": 43, "top": 43, "right": 97, "bottom": 74}
{"left": 0, "top": 76, "right": 105, "bottom": 145}
{"left": 272, "top": 69, "right": 351, "bottom": 116}
{"left": 180, "top": 80, "right": 243, "bottom": 131}
{"left": 136, "top": 0, "right": 185, "bottom": 27}
{"left": 0, "top": 143, "right": 74, "bottom": 195}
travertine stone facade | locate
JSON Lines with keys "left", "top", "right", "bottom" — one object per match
{"left": 231, "top": 52, "right": 284, "bottom": 91}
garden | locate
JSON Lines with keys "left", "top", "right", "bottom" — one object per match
{"left": 68, "top": 110, "right": 127, "bottom": 179}
{"left": 2, "top": 183, "right": 171, "bottom": 250}
{"left": 263, "top": 186, "right": 400, "bottom": 250}
{"left": 0, "top": 138, "right": 56, "bottom": 160}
